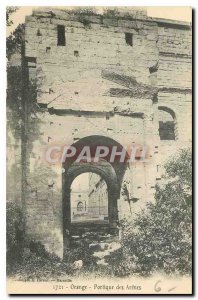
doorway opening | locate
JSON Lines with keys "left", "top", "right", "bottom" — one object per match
{"left": 62, "top": 135, "right": 129, "bottom": 252}
{"left": 70, "top": 172, "right": 108, "bottom": 224}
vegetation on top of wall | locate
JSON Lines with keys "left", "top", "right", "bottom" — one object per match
{"left": 78, "top": 15, "right": 92, "bottom": 29}
{"left": 6, "top": 6, "right": 18, "bottom": 26}
{"left": 68, "top": 7, "right": 99, "bottom": 28}
{"left": 6, "top": 10, "right": 25, "bottom": 139}
{"left": 103, "top": 8, "right": 120, "bottom": 19}
{"left": 68, "top": 7, "right": 98, "bottom": 16}
{"left": 7, "top": 24, "right": 25, "bottom": 61}
{"left": 102, "top": 8, "right": 146, "bottom": 21}
{"left": 67, "top": 7, "right": 146, "bottom": 25}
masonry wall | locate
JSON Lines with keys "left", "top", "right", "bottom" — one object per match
{"left": 89, "top": 173, "right": 108, "bottom": 217}
{"left": 7, "top": 55, "right": 23, "bottom": 206}
{"left": 157, "top": 22, "right": 192, "bottom": 164}
{"left": 22, "top": 8, "right": 192, "bottom": 257}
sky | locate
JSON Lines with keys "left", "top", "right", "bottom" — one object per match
{"left": 71, "top": 172, "right": 90, "bottom": 191}
{"left": 7, "top": 6, "right": 192, "bottom": 36}
{"left": 71, "top": 172, "right": 102, "bottom": 192}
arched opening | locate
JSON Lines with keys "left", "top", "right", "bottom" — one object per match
{"left": 70, "top": 172, "right": 108, "bottom": 224}
{"left": 62, "top": 135, "right": 129, "bottom": 251}
{"left": 63, "top": 135, "right": 129, "bottom": 183}
{"left": 77, "top": 201, "right": 84, "bottom": 212}
{"left": 158, "top": 107, "right": 176, "bottom": 140}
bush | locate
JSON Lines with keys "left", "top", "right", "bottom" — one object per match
{"left": 65, "top": 245, "right": 97, "bottom": 270}
{"left": 7, "top": 202, "right": 25, "bottom": 267}
{"left": 11, "top": 242, "right": 74, "bottom": 281}
{"left": 6, "top": 203, "right": 97, "bottom": 281}
{"left": 6, "top": 202, "right": 73, "bottom": 280}
{"left": 7, "top": 237, "right": 74, "bottom": 281}
{"left": 109, "top": 149, "right": 192, "bottom": 277}
{"left": 7, "top": 149, "right": 192, "bottom": 279}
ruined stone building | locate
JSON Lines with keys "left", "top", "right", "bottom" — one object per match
{"left": 70, "top": 189, "right": 88, "bottom": 221}
{"left": 7, "top": 7, "right": 192, "bottom": 257}
{"left": 88, "top": 172, "right": 108, "bottom": 219}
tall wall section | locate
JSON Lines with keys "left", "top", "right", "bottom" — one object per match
{"left": 22, "top": 8, "right": 191, "bottom": 257}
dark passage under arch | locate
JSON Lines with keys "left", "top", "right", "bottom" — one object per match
{"left": 62, "top": 135, "right": 129, "bottom": 252}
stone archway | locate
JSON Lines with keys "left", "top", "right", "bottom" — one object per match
{"left": 62, "top": 135, "right": 129, "bottom": 252}
{"left": 63, "top": 135, "right": 129, "bottom": 183}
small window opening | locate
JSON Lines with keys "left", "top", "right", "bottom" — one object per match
{"left": 159, "top": 109, "right": 176, "bottom": 141}
{"left": 74, "top": 50, "right": 79, "bottom": 57}
{"left": 106, "top": 112, "right": 110, "bottom": 120}
{"left": 125, "top": 32, "right": 133, "bottom": 46}
{"left": 37, "top": 29, "right": 42, "bottom": 36}
{"left": 77, "top": 201, "right": 84, "bottom": 212}
{"left": 25, "top": 57, "right": 36, "bottom": 68}
{"left": 57, "top": 25, "right": 66, "bottom": 46}
{"left": 159, "top": 121, "right": 175, "bottom": 140}
{"left": 71, "top": 172, "right": 108, "bottom": 223}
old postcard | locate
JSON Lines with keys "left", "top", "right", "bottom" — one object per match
{"left": 6, "top": 6, "right": 192, "bottom": 295}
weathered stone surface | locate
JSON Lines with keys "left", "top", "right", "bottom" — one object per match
{"left": 14, "top": 8, "right": 192, "bottom": 257}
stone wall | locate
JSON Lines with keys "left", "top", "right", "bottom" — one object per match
{"left": 89, "top": 173, "right": 108, "bottom": 217}
{"left": 21, "top": 8, "right": 192, "bottom": 257}
{"left": 156, "top": 21, "right": 192, "bottom": 164}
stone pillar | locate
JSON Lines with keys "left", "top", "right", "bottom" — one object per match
{"left": 142, "top": 107, "right": 161, "bottom": 202}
